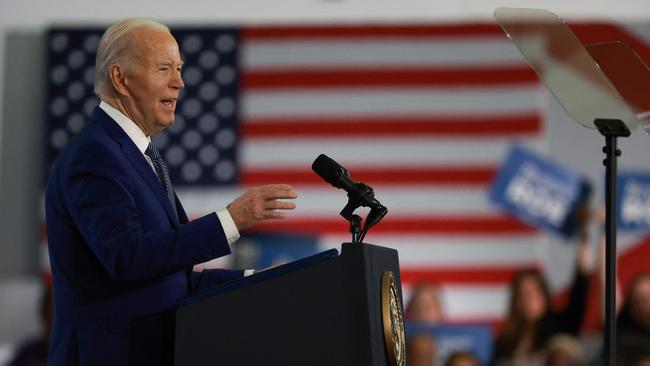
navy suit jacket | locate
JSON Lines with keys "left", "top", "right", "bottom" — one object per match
{"left": 45, "top": 107, "right": 243, "bottom": 365}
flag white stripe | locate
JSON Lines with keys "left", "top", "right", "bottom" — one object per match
{"left": 178, "top": 186, "right": 497, "bottom": 217}
{"left": 242, "top": 86, "right": 544, "bottom": 118}
{"left": 319, "top": 234, "right": 543, "bottom": 267}
{"left": 401, "top": 284, "right": 509, "bottom": 321}
{"left": 441, "top": 285, "right": 509, "bottom": 321}
{"left": 243, "top": 38, "right": 527, "bottom": 69}
{"left": 240, "top": 137, "right": 546, "bottom": 168}
{"left": 176, "top": 187, "right": 246, "bottom": 215}
{"left": 294, "top": 186, "right": 493, "bottom": 216}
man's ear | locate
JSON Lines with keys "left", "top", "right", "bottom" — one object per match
{"left": 109, "top": 64, "right": 130, "bottom": 97}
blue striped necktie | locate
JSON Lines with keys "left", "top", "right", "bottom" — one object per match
{"left": 145, "top": 143, "right": 178, "bottom": 219}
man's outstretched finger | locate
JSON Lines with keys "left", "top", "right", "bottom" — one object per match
{"left": 263, "top": 191, "right": 298, "bottom": 200}
{"left": 259, "top": 185, "right": 297, "bottom": 199}
{"left": 264, "top": 211, "right": 289, "bottom": 220}
{"left": 259, "top": 184, "right": 293, "bottom": 193}
{"left": 265, "top": 201, "right": 297, "bottom": 210}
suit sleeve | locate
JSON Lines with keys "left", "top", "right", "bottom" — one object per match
{"left": 64, "top": 142, "right": 232, "bottom": 282}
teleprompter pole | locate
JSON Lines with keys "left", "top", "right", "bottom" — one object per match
{"left": 594, "top": 118, "right": 630, "bottom": 366}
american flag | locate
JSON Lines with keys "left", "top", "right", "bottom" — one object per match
{"left": 44, "top": 22, "right": 650, "bottom": 328}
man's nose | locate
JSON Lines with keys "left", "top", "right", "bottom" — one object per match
{"left": 171, "top": 70, "right": 184, "bottom": 89}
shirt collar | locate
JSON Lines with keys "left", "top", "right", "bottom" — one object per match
{"left": 99, "top": 100, "right": 150, "bottom": 154}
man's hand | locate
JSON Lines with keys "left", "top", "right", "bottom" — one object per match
{"left": 227, "top": 184, "right": 297, "bottom": 231}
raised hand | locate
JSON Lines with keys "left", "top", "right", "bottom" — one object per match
{"left": 227, "top": 184, "right": 298, "bottom": 231}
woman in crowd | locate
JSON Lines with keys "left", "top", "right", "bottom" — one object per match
{"left": 407, "top": 332, "right": 438, "bottom": 366}
{"left": 595, "top": 201, "right": 650, "bottom": 365}
{"left": 493, "top": 241, "right": 592, "bottom": 366}
{"left": 544, "top": 334, "right": 585, "bottom": 366}
{"left": 405, "top": 284, "right": 442, "bottom": 366}
{"left": 616, "top": 272, "right": 650, "bottom": 365}
{"left": 445, "top": 350, "right": 480, "bottom": 366}
{"left": 405, "top": 284, "right": 443, "bottom": 324}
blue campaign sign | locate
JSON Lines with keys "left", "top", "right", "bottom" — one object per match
{"left": 617, "top": 171, "right": 650, "bottom": 231}
{"left": 406, "top": 323, "right": 492, "bottom": 364}
{"left": 489, "top": 145, "right": 591, "bottom": 237}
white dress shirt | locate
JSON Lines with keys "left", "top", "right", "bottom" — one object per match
{"left": 98, "top": 102, "right": 250, "bottom": 275}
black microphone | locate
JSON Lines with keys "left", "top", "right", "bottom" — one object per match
{"left": 312, "top": 154, "right": 357, "bottom": 193}
{"left": 312, "top": 154, "right": 387, "bottom": 227}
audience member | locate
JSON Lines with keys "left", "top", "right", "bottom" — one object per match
{"left": 615, "top": 272, "right": 650, "bottom": 365}
{"left": 445, "top": 350, "right": 480, "bottom": 366}
{"left": 405, "top": 284, "right": 443, "bottom": 324}
{"left": 544, "top": 334, "right": 584, "bottom": 366}
{"left": 595, "top": 202, "right": 650, "bottom": 365}
{"left": 407, "top": 332, "right": 438, "bottom": 366}
{"left": 493, "top": 241, "right": 591, "bottom": 366}
{"left": 406, "top": 284, "right": 442, "bottom": 366}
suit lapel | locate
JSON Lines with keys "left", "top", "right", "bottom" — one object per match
{"left": 121, "top": 142, "right": 180, "bottom": 227}
{"left": 90, "top": 107, "right": 180, "bottom": 227}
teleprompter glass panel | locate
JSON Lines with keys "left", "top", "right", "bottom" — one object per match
{"left": 494, "top": 7, "right": 639, "bottom": 131}
{"left": 586, "top": 41, "right": 650, "bottom": 134}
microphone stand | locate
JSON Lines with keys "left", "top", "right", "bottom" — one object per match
{"left": 349, "top": 215, "right": 362, "bottom": 244}
{"left": 339, "top": 184, "right": 387, "bottom": 244}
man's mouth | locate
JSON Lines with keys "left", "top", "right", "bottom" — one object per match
{"left": 161, "top": 98, "right": 177, "bottom": 109}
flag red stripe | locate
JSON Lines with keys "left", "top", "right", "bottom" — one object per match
{"left": 241, "top": 166, "right": 498, "bottom": 185}
{"left": 242, "top": 67, "right": 538, "bottom": 89}
{"left": 401, "top": 265, "right": 537, "bottom": 284}
{"left": 250, "top": 216, "right": 535, "bottom": 235}
{"left": 241, "top": 24, "right": 505, "bottom": 40}
{"left": 242, "top": 114, "right": 541, "bottom": 138}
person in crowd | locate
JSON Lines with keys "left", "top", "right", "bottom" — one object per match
{"left": 445, "top": 350, "right": 480, "bottom": 366}
{"left": 544, "top": 334, "right": 584, "bottom": 366}
{"left": 493, "top": 240, "right": 591, "bottom": 366}
{"left": 595, "top": 202, "right": 650, "bottom": 365}
{"left": 407, "top": 332, "right": 438, "bottom": 366}
{"left": 613, "top": 272, "right": 650, "bottom": 365}
{"left": 5, "top": 285, "right": 52, "bottom": 366}
{"left": 405, "top": 284, "right": 443, "bottom": 324}
{"left": 405, "top": 284, "right": 442, "bottom": 366}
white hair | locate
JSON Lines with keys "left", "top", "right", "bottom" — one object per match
{"left": 94, "top": 18, "right": 170, "bottom": 97}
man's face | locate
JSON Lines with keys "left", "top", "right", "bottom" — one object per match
{"left": 122, "top": 28, "right": 184, "bottom": 136}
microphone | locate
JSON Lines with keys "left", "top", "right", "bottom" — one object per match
{"left": 312, "top": 154, "right": 357, "bottom": 192}
{"left": 312, "top": 154, "right": 387, "bottom": 228}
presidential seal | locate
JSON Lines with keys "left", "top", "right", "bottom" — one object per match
{"left": 381, "top": 271, "right": 406, "bottom": 366}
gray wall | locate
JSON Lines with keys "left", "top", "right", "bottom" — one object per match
{"left": 0, "top": 31, "right": 44, "bottom": 276}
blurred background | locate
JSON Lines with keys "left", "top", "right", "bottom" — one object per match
{"left": 1, "top": 0, "right": 650, "bottom": 365}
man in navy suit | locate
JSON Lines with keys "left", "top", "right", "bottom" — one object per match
{"left": 45, "top": 18, "right": 297, "bottom": 365}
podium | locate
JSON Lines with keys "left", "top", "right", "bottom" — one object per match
{"left": 174, "top": 243, "right": 405, "bottom": 366}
